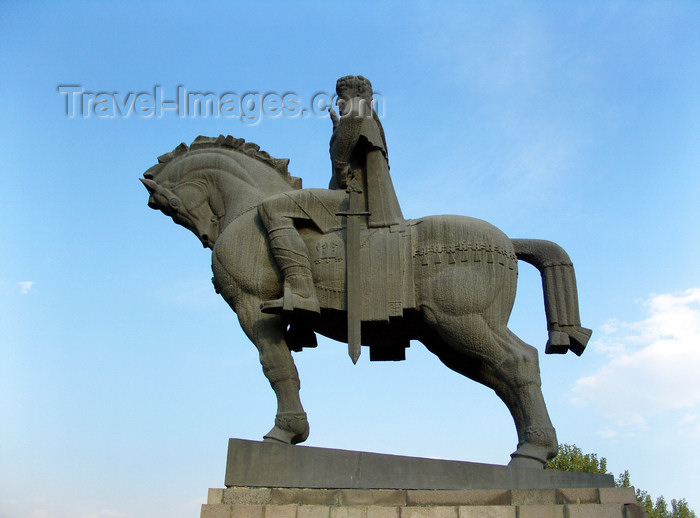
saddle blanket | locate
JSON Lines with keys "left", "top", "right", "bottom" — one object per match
{"left": 306, "top": 224, "right": 416, "bottom": 322}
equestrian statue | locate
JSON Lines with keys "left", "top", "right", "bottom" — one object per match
{"left": 141, "top": 75, "right": 592, "bottom": 469}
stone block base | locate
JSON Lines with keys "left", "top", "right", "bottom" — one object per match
{"left": 224, "top": 439, "right": 614, "bottom": 490}
{"left": 204, "top": 441, "right": 646, "bottom": 517}
{"left": 201, "top": 486, "right": 647, "bottom": 517}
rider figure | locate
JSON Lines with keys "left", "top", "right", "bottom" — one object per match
{"left": 259, "top": 75, "right": 404, "bottom": 316}
{"left": 329, "top": 75, "right": 403, "bottom": 228}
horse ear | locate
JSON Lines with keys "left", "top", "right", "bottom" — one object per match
{"left": 140, "top": 178, "right": 157, "bottom": 193}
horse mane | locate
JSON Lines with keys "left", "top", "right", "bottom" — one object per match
{"left": 144, "top": 135, "right": 302, "bottom": 189}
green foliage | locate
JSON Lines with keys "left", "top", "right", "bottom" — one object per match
{"left": 545, "top": 443, "right": 608, "bottom": 474}
{"left": 638, "top": 491, "right": 696, "bottom": 518}
{"left": 616, "top": 469, "right": 631, "bottom": 487}
{"left": 671, "top": 499, "right": 696, "bottom": 518}
{"left": 546, "top": 444, "right": 696, "bottom": 518}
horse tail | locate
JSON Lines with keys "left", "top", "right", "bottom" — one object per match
{"left": 511, "top": 239, "right": 592, "bottom": 356}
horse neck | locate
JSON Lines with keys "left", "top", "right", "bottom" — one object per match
{"left": 208, "top": 167, "right": 294, "bottom": 230}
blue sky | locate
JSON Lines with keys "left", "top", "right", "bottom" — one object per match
{"left": 1, "top": 1, "right": 699, "bottom": 517}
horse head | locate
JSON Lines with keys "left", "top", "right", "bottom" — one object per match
{"left": 141, "top": 175, "right": 222, "bottom": 249}
{"left": 142, "top": 135, "right": 302, "bottom": 249}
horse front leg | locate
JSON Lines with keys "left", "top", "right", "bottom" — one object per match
{"left": 236, "top": 296, "right": 310, "bottom": 444}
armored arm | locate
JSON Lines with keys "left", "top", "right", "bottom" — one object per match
{"left": 329, "top": 108, "right": 361, "bottom": 190}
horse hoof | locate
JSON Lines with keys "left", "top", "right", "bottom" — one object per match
{"left": 263, "top": 426, "right": 296, "bottom": 444}
{"left": 567, "top": 325, "right": 592, "bottom": 356}
{"left": 508, "top": 455, "right": 546, "bottom": 469}
{"left": 545, "top": 330, "right": 570, "bottom": 354}
{"left": 546, "top": 325, "right": 592, "bottom": 356}
{"left": 263, "top": 423, "right": 309, "bottom": 445}
{"left": 263, "top": 411, "right": 310, "bottom": 444}
{"left": 508, "top": 442, "right": 550, "bottom": 469}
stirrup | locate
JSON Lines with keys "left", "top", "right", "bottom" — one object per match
{"left": 260, "top": 287, "right": 320, "bottom": 316}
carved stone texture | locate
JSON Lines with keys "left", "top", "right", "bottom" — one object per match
{"left": 223, "top": 439, "right": 613, "bottom": 490}
{"left": 202, "top": 445, "right": 644, "bottom": 518}
{"left": 142, "top": 77, "right": 592, "bottom": 468}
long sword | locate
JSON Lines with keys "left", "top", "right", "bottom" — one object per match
{"left": 338, "top": 176, "right": 369, "bottom": 364}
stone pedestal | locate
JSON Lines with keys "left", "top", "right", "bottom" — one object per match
{"left": 201, "top": 486, "right": 646, "bottom": 518}
{"left": 200, "top": 440, "right": 646, "bottom": 517}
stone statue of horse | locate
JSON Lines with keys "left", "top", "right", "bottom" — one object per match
{"left": 141, "top": 134, "right": 591, "bottom": 468}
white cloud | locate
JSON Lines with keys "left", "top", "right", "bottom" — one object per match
{"left": 18, "top": 281, "right": 35, "bottom": 294}
{"left": 678, "top": 413, "right": 698, "bottom": 426}
{"left": 596, "top": 426, "right": 638, "bottom": 440}
{"left": 572, "top": 288, "right": 700, "bottom": 428}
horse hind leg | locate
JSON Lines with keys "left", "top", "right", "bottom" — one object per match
{"left": 421, "top": 307, "right": 557, "bottom": 468}
{"left": 420, "top": 332, "right": 528, "bottom": 449}
{"left": 488, "top": 327, "right": 559, "bottom": 468}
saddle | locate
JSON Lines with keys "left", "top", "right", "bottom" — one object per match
{"left": 307, "top": 223, "right": 416, "bottom": 321}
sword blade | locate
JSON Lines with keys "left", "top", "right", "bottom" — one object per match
{"left": 346, "top": 211, "right": 361, "bottom": 364}
{"left": 342, "top": 177, "right": 367, "bottom": 365}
